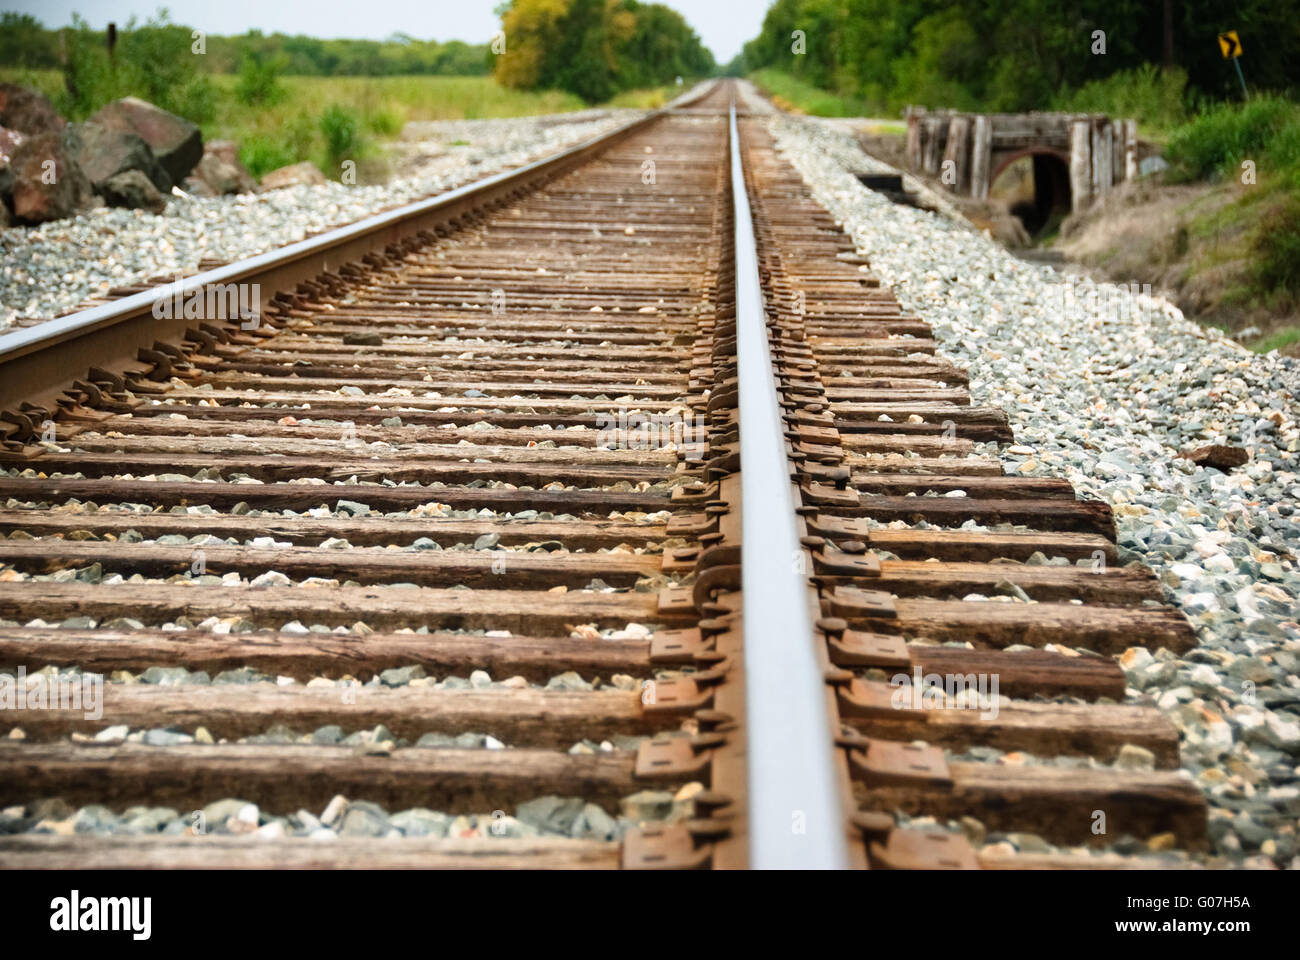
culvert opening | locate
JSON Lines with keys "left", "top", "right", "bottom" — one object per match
{"left": 993, "top": 152, "right": 1072, "bottom": 237}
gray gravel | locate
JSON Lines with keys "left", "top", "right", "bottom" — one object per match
{"left": 2, "top": 784, "right": 701, "bottom": 841}
{"left": 0, "top": 111, "right": 644, "bottom": 328}
{"left": 765, "top": 102, "right": 1300, "bottom": 868}
{"left": 0, "top": 663, "right": 652, "bottom": 694}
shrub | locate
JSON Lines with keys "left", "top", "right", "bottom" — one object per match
{"left": 234, "top": 50, "right": 285, "bottom": 107}
{"left": 319, "top": 103, "right": 364, "bottom": 171}
{"left": 58, "top": 11, "right": 215, "bottom": 124}
{"left": 238, "top": 111, "right": 315, "bottom": 177}
{"left": 0, "top": 13, "right": 59, "bottom": 68}
{"left": 238, "top": 134, "right": 298, "bottom": 178}
{"left": 365, "top": 108, "right": 402, "bottom": 137}
{"left": 1054, "top": 65, "right": 1190, "bottom": 135}
{"left": 1253, "top": 195, "right": 1300, "bottom": 296}
{"left": 1164, "top": 96, "right": 1300, "bottom": 183}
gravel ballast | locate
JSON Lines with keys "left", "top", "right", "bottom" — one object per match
{"left": 764, "top": 104, "right": 1300, "bottom": 867}
{"left": 0, "top": 111, "right": 644, "bottom": 328}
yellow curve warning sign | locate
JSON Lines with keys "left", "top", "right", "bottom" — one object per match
{"left": 1218, "top": 31, "right": 1242, "bottom": 59}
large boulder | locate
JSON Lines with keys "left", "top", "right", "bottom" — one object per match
{"left": 259, "top": 161, "right": 327, "bottom": 190}
{"left": 98, "top": 170, "right": 167, "bottom": 213}
{"left": 0, "top": 125, "right": 23, "bottom": 164}
{"left": 67, "top": 121, "right": 171, "bottom": 193}
{"left": 0, "top": 83, "right": 65, "bottom": 135}
{"left": 0, "top": 125, "right": 21, "bottom": 209}
{"left": 88, "top": 97, "right": 201, "bottom": 186}
{"left": 8, "top": 129, "right": 92, "bottom": 224}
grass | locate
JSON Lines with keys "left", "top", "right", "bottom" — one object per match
{"left": 220, "top": 74, "right": 588, "bottom": 126}
{"left": 0, "top": 67, "right": 62, "bottom": 103}
{"left": 1251, "top": 327, "right": 1300, "bottom": 353}
{"left": 1162, "top": 96, "right": 1300, "bottom": 333}
{"left": 747, "top": 68, "right": 871, "bottom": 117}
{"left": 204, "top": 75, "right": 592, "bottom": 177}
{"left": 0, "top": 70, "right": 677, "bottom": 181}
{"left": 1165, "top": 95, "right": 1300, "bottom": 184}
{"left": 605, "top": 85, "right": 683, "bottom": 109}
{"left": 0, "top": 68, "right": 589, "bottom": 125}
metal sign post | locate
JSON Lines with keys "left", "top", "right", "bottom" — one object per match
{"left": 1218, "top": 31, "right": 1248, "bottom": 99}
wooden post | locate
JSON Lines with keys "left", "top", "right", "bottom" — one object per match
{"left": 970, "top": 115, "right": 991, "bottom": 200}
{"left": 1111, "top": 120, "right": 1123, "bottom": 184}
{"left": 1090, "top": 120, "right": 1103, "bottom": 201}
{"left": 1070, "top": 119, "right": 1092, "bottom": 212}
{"left": 922, "top": 116, "right": 944, "bottom": 176}
{"left": 1123, "top": 120, "right": 1138, "bottom": 181}
{"left": 942, "top": 116, "right": 971, "bottom": 192}
{"left": 905, "top": 109, "right": 922, "bottom": 169}
{"left": 1099, "top": 121, "right": 1114, "bottom": 195}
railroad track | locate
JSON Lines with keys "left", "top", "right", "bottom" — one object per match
{"left": 0, "top": 80, "right": 1208, "bottom": 869}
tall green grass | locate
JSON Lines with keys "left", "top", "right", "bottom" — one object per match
{"left": 234, "top": 51, "right": 287, "bottom": 107}
{"left": 318, "top": 103, "right": 364, "bottom": 173}
{"left": 1053, "top": 65, "right": 1191, "bottom": 139}
{"left": 1252, "top": 327, "right": 1300, "bottom": 353}
{"left": 1252, "top": 194, "right": 1300, "bottom": 296}
{"left": 1164, "top": 96, "right": 1300, "bottom": 184}
{"left": 207, "top": 75, "right": 589, "bottom": 179}
{"left": 748, "top": 68, "right": 871, "bottom": 117}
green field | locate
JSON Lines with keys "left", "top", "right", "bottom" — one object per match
{"left": 0, "top": 70, "right": 686, "bottom": 179}
{"left": 206, "top": 74, "right": 593, "bottom": 178}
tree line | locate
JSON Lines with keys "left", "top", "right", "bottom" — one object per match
{"left": 730, "top": 0, "right": 1297, "bottom": 113}
{"left": 0, "top": 12, "right": 491, "bottom": 76}
{"left": 493, "top": 0, "right": 716, "bottom": 103}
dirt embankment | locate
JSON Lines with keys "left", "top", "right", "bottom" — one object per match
{"left": 1053, "top": 177, "right": 1299, "bottom": 353}
{"left": 857, "top": 129, "right": 1297, "bottom": 355}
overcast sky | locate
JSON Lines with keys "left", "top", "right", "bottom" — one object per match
{"left": 4, "top": 0, "right": 771, "bottom": 62}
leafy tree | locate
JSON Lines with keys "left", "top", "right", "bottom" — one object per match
{"left": 235, "top": 48, "right": 287, "bottom": 106}
{"left": 0, "top": 13, "right": 59, "bottom": 68}
{"left": 494, "top": 0, "right": 715, "bottom": 102}
{"left": 2, "top": 16, "right": 493, "bottom": 79}
{"left": 740, "top": 0, "right": 1298, "bottom": 114}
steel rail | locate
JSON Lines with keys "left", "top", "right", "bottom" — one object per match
{"left": 0, "top": 81, "right": 721, "bottom": 419}
{"left": 729, "top": 97, "right": 850, "bottom": 869}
